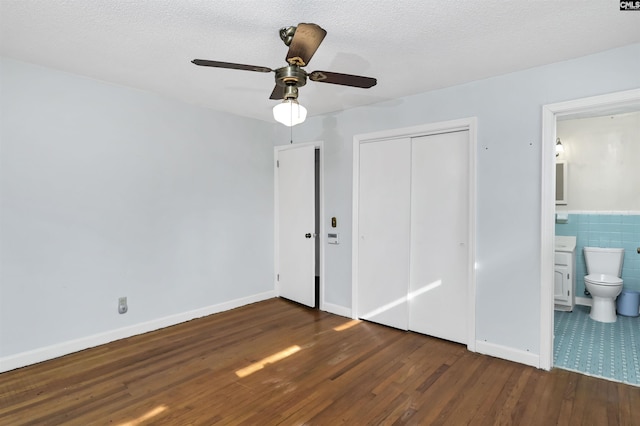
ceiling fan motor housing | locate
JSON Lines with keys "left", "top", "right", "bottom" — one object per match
{"left": 275, "top": 65, "right": 307, "bottom": 99}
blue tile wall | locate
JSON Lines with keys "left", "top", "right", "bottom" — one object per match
{"left": 556, "top": 214, "right": 640, "bottom": 297}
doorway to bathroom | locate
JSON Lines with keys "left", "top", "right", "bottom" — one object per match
{"left": 540, "top": 88, "right": 640, "bottom": 385}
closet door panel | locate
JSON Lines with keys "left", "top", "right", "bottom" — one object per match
{"left": 357, "top": 138, "right": 411, "bottom": 330}
{"left": 409, "top": 131, "right": 469, "bottom": 344}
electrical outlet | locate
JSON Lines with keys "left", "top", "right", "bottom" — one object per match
{"left": 118, "top": 297, "right": 128, "bottom": 314}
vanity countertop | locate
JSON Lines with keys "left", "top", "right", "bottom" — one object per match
{"left": 555, "top": 235, "right": 576, "bottom": 253}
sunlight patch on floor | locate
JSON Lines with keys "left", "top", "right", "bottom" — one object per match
{"left": 333, "top": 319, "right": 361, "bottom": 331}
{"left": 117, "top": 405, "right": 168, "bottom": 426}
{"left": 235, "top": 345, "right": 302, "bottom": 378}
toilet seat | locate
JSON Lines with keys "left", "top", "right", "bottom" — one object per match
{"left": 585, "top": 273, "right": 623, "bottom": 286}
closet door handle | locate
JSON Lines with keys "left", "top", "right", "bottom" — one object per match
{"left": 305, "top": 233, "right": 312, "bottom": 238}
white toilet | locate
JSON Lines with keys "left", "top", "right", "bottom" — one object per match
{"left": 584, "top": 247, "right": 624, "bottom": 323}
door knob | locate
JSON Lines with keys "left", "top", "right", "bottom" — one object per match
{"left": 305, "top": 233, "right": 312, "bottom": 238}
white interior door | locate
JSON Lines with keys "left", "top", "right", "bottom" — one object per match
{"left": 409, "top": 131, "right": 469, "bottom": 344}
{"left": 277, "top": 145, "right": 315, "bottom": 307}
{"left": 357, "top": 138, "right": 411, "bottom": 330}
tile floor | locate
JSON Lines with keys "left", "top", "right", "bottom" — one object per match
{"left": 554, "top": 305, "right": 640, "bottom": 386}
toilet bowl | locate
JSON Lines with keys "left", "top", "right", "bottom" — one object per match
{"left": 583, "top": 247, "right": 624, "bottom": 323}
{"left": 584, "top": 274, "right": 623, "bottom": 323}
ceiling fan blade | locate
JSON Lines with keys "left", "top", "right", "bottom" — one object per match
{"left": 191, "top": 59, "right": 272, "bottom": 73}
{"left": 308, "top": 71, "right": 377, "bottom": 88}
{"left": 269, "top": 85, "right": 285, "bottom": 100}
{"left": 286, "top": 23, "right": 327, "bottom": 67}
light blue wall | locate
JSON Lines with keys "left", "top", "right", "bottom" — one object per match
{"left": 279, "top": 43, "right": 640, "bottom": 355}
{"left": 3, "top": 43, "right": 640, "bottom": 366}
{"left": 0, "top": 58, "right": 275, "bottom": 358}
{"left": 556, "top": 214, "right": 640, "bottom": 296}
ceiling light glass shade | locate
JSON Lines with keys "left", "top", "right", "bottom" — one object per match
{"left": 273, "top": 99, "right": 307, "bottom": 126}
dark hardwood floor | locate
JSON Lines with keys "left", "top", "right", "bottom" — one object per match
{"left": 1, "top": 298, "right": 638, "bottom": 425}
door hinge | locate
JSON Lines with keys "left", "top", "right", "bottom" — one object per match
{"left": 277, "top": 160, "right": 280, "bottom": 168}
{"left": 567, "top": 290, "right": 570, "bottom": 296}
{"left": 567, "top": 273, "right": 570, "bottom": 279}
{"left": 277, "top": 274, "right": 280, "bottom": 281}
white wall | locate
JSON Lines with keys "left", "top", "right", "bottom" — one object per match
{"left": 0, "top": 58, "right": 275, "bottom": 367}
{"left": 277, "top": 43, "right": 640, "bottom": 358}
{"left": 557, "top": 111, "right": 640, "bottom": 211}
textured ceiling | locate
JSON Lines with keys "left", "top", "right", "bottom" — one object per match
{"left": 1, "top": 1, "right": 639, "bottom": 123}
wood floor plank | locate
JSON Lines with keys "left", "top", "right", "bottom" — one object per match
{"left": 490, "top": 366, "right": 534, "bottom": 425}
{"left": 440, "top": 358, "right": 516, "bottom": 425}
{"left": 1, "top": 298, "right": 639, "bottom": 425}
{"left": 615, "top": 382, "right": 634, "bottom": 424}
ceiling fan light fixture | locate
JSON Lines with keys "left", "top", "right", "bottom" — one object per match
{"left": 273, "top": 99, "right": 307, "bottom": 127}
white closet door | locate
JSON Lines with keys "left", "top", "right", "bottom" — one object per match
{"left": 409, "top": 131, "right": 469, "bottom": 344}
{"left": 357, "top": 138, "right": 411, "bottom": 330}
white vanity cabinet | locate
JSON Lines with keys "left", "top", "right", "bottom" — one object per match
{"left": 554, "top": 236, "right": 576, "bottom": 311}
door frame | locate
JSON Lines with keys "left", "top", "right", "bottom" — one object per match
{"left": 274, "top": 141, "right": 325, "bottom": 310}
{"left": 352, "top": 117, "right": 477, "bottom": 351}
{"left": 539, "top": 88, "right": 640, "bottom": 370}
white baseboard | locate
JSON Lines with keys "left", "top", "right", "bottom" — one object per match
{"left": 475, "top": 340, "right": 540, "bottom": 369}
{"left": 322, "top": 302, "right": 351, "bottom": 318}
{"left": 0, "top": 290, "right": 276, "bottom": 373}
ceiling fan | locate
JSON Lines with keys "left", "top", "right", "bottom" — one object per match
{"left": 192, "top": 23, "right": 377, "bottom": 126}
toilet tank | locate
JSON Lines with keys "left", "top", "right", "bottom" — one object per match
{"left": 583, "top": 247, "right": 624, "bottom": 277}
